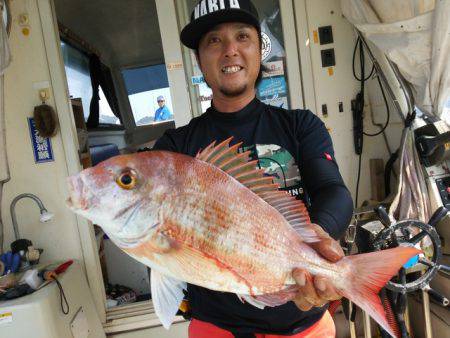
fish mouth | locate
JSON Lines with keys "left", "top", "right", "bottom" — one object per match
{"left": 66, "top": 175, "right": 91, "bottom": 211}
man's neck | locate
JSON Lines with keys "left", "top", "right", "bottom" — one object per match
{"left": 212, "top": 91, "right": 256, "bottom": 113}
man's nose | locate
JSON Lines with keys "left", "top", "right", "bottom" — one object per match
{"left": 223, "top": 39, "right": 239, "bottom": 58}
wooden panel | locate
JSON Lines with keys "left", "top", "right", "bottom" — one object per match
{"left": 370, "top": 159, "right": 385, "bottom": 201}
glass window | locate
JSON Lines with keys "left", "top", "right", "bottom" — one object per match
{"left": 184, "top": 0, "right": 291, "bottom": 113}
{"left": 121, "top": 64, "right": 174, "bottom": 126}
{"left": 442, "top": 97, "right": 450, "bottom": 125}
{"left": 61, "top": 41, "right": 92, "bottom": 120}
{"left": 60, "top": 42, "right": 118, "bottom": 125}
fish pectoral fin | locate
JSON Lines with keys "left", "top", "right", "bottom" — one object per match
{"left": 237, "top": 294, "right": 266, "bottom": 309}
{"left": 237, "top": 285, "right": 299, "bottom": 309}
{"left": 151, "top": 270, "right": 187, "bottom": 329}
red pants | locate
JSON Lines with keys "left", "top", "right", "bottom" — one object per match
{"left": 188, "top": 311, "right": 335, "bottom": 338}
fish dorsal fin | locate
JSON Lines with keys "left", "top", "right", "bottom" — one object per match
{"left": 196, "top": 138, "right": 318, "bottom": 243}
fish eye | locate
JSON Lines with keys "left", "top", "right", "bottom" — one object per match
{"left": 116, "top": 170, "right": 137, "bottom": 190}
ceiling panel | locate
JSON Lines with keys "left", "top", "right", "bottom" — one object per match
{"left": 54, "top": 0, "right": 166, "bottom": 68}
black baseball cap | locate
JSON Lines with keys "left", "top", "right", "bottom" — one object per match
{"left": 180, "top": 0, "right": 260, "bottom": 49}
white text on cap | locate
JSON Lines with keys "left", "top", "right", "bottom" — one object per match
{"left": 194, "top": 0, "right": 241, "bottom": 20}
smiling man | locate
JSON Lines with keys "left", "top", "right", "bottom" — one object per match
{"left": 153, "top": 0, "right": 353, "bottom": 337}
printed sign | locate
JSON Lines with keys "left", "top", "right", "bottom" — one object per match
{"left": 261, "top": 31, "right": 272, "bottom": 61}
{"left": 262, "top": 60, "right": 284, "bottom": 78}
{"left": 257, "top": 76, "right": 287, "bottom": 98}
{"left": 28, "top": 117, "right": 54, "bottom": 164}
{"left": 262, "top": 96, "right": 289, "bottom": 109}
{"left": 166, "top": 62, "right": 183, "bottom": 71}
{"left": 0, "top": 312, "right": 12, "bottom": 325}
{"left": 191, "top": 75, "right": 205, "bottom": 85}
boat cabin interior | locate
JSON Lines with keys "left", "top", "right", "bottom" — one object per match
{"left": 0, "top": 0, "right": 448, "bottom": 337}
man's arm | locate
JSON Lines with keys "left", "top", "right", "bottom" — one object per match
{"left": 303, "top": 158, "right": 353, "bottom": 239}
{"left": 295, "top": 110, "right": 353, "bottom": 238}
{"left": 152, "top": 130, "right": 178, "bottom": 152}
{"left": 293, "top": 110, "right": 353, "bottom": 310}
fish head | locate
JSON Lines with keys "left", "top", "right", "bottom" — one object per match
{"left": 66, "top": 152, "right": 167, "bottom": 247}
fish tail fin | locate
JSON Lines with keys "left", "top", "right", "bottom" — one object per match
{"left": 339, "top": 246, "right": 420, "bottom": 338}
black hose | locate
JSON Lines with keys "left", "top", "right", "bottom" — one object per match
{"left": 384, "top": 150, "right": 399, "bottom": 197}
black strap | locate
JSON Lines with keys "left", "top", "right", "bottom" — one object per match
{"left": 54, "top": 277, "right": 69, "bottom": 315}
{"left": 232, "top": 333, "right": 257, "bottom": 338}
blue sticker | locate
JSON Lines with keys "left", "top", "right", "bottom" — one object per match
{"left": 257, "top": 76, "right": 287, "bottom": 98}
{"left": 403, "top": 254, "right": 419, "bottom": 269}
{"left": 191, "top": 75, "right": 205, "bottom": 85}
{"left": 28, "top": 117, "right": 54, "bottom": 163}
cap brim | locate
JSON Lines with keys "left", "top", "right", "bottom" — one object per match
{"left": 180, "top": 9, "right": 260, "bottom": 49}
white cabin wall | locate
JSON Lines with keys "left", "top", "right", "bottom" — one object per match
{"left": 300, "top": 0, "right": 404, "bottom": 206}
{"left": 1, "top": 0, "right": 83, "bottom": 262}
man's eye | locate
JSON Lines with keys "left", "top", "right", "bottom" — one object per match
{"left": 238, "top": 33, "right": 249, "bottom": 40}
{"left": 209, "top": 37, "right": 220, "bottom": 44}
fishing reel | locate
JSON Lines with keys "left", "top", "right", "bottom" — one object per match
{"left": 372, "top": 206, "right": 449, "bottom": 293}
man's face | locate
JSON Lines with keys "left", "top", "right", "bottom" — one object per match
{"left": 158, "top": 99, "right": 165, "bottom": 108}
{"left": 197, "top": 22, "right": 261, "bottom": 99}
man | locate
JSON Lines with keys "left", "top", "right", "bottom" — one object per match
{"left": 153, "top": 0, "right": 353, "bottom": 337}
{"left": 154, "top": 95, "right": 172, "bottom": 121}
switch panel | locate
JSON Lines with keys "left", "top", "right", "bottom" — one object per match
{"left": 318, "top": 25, "right": 333, "bottom": 45}
{"left": 322, "top": 104, "right": 328, "bottom": 117}
{"left": 321, "top": 48, "right": 335, "bottom": 67}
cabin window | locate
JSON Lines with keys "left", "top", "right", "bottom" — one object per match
{"left": 121, "top": 64, "right": 174, "bottom": 126}
{"left": 443, "top": 97, "right": 450, "bottom": 125}
{"left": 61, "top": 41, "right": 92, "bottom": 121}
{"left": 60, "top": 41, "right": 120, "bottom": 126}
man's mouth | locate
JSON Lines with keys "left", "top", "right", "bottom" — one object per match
{"left": 221, "top": 65, "right": 243, "bottom": 74}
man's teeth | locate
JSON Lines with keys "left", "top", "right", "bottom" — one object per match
{"left": 222, "top": 66, "right": 242, "bottom": 74}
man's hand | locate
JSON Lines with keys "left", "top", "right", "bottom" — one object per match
{"left": 292, "top": 224, "right": 344, "bottom": 311}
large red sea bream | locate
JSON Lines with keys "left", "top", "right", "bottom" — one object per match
{"left": 66, "top": 138, "right": 419, "bottom": 337}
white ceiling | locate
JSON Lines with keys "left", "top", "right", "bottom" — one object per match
{"left": 54, "top": 0, "right": 165, "bottom": 68}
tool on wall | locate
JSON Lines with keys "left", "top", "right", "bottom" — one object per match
{"left": 33, "top": 89, "right": 58, "bottom": 138}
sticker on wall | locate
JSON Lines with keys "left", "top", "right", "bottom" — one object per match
{"left": 166, "top": 62, "right": 183, "bottom": 71}
{"left": 262, "top": 96, "right": 288, "bottom": 109}
{"left": 261, "top": 31, "right": 272, "bottom": 61}
{"left": 28, "top": 117, "right": 54, "bottom": 164}
{"left": 191, "top": 75, "right": 205, "bottom": 85}
{"left": 313, "top": 30, "right": 319, "bottom": 44}
{"left": 0, "top": 312, "right": 12, "bottom": 325}
{"left": 257, "top": 76, "right": 287, "bottom": 98}
{"left": 262, "top": 60, "right": 284, "bottom": 78}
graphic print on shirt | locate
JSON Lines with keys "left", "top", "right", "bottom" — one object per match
{"left": 242, "top": 144, "right": 304, "bottom": 200}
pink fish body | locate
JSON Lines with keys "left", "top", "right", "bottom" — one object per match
{"left": 67, "top": 138, "right": 419, "bottom": 337}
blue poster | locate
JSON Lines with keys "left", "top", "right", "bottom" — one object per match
{"left": 257, "top": 76, "right": 287, "bottom": 98}
{"left": 28, "top": 117, "right": 54, "bottom": 164}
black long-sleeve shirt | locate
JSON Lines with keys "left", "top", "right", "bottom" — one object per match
{"left": 152, "top": 97, "right": 353, "bottom": 335}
